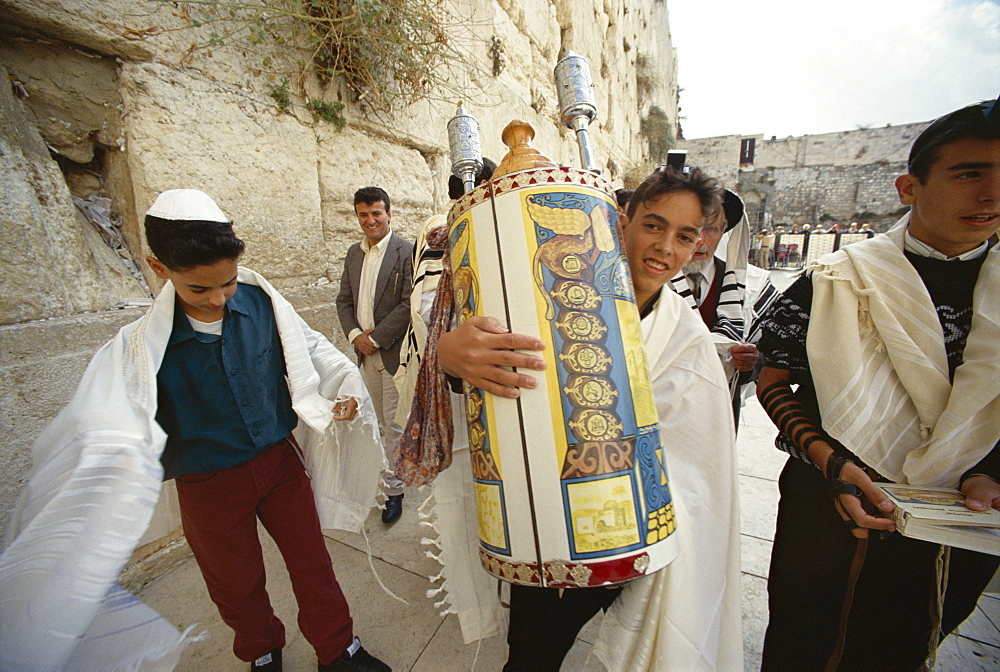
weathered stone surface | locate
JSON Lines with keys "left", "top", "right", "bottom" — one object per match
{"left": 0, "top": 0, "right": 156, "bottom": 60}
{"left": 317, "top": 125, "right": 436, "bottom": 279}
{"left": 119, "top": 61, "right": 328, "bottom": 288}
{"left": 0, "top": 63, "right": 147, "bottom": 324}
{"left": 0, "top": 36, "right": 122, "bottom": 163}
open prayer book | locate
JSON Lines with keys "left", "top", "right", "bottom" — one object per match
{"left": 878, "top": 483, "right": 1000, "bottom": 556}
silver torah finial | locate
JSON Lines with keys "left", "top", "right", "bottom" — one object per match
{"left": 447, "top": 105, "right": 483, "bottom": 194}
{"left": 554, "top": 51, "right": 600, "bottom": 173}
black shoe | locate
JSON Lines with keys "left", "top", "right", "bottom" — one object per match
{"left": 250, "top": 648, "right": 282, "bottom": 672}
{"left": 319, "top": 638, "right": 390, "bottom": 671}
{"left": 381, "top": 494, "right": 403, "bottom": 524}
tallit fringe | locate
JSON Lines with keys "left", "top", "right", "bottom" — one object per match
{"left": 358, "top": 523, "right": 408, "bottom": 605}
{"left": 414, "top": 487, "right": 470, "bottom": 621}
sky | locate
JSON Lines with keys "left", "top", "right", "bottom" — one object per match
{"left": 668, "top": 0, "right": 1000, "bottom": 139}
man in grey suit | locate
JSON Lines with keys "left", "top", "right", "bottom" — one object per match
{"left": 337, "top": 186, "right": 414, "bottom": 523}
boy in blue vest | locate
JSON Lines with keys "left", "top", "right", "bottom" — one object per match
{"left": 145, "top": 189, "right": 390, "bottom": 672}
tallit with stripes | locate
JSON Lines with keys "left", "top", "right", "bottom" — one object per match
{"left": 669, "top": 208, "right": 779, "bottom": 372}
{"left": 807, "top": 216, "right": 999, "bottom": 487}
{"left": 393, "top": 212, "right": 446, "bottom": 426}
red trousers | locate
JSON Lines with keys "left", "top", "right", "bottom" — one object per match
{"left": 176, "top": 437, "right": 353, "bottom": 664}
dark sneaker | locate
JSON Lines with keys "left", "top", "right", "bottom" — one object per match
{"left": 319, "top": 638, "right": 390, "bottom": 671}
{"left": 250, "top": 648, "right": 282, "bottom": 671}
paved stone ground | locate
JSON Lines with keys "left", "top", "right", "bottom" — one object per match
{"left": 138, "top": 271, "right": 1000, "bottom": 671}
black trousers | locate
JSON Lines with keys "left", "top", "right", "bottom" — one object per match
{"left": 761, "top": 458, "right": 999, "bottom": 671}
{"left": 504, "top": 583, "right": 622, "bottom": 671}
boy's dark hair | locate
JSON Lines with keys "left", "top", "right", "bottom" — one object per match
{"left": 145, "top": 216, "right": 245, "bottom": 270}
{"left": 615, "top": 188, "right": 634, "bottom": 209}
{"left": 908, "top": 97, "right": 1000, "bottom": 183}
{"left": 626, "top": 166, "right": 723, "bottom": 221}
{"left": 354, "top": 186, "right": 391, "bottom": 212}
{"left": 447, "top": 157, "right": 497, "bottom": 200}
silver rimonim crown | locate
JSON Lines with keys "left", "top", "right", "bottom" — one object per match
{"left": 554, "top": 51, "right": 599, "bottom": 172}
{"left": 447, "top": 106, "right": 483, "bottom": 193}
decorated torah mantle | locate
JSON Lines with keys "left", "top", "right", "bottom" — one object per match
{"left": 448, "top": 120, "right": 679, "bottom": 588}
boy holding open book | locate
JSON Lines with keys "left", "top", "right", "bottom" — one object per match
{"left": 756, "top": 99, "right": 1000, "bottom": 669}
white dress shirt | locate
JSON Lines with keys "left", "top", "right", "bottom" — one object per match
{"left": 348, "top": 232, "right": 391, "bottom": 347}
{"left": 903, "top": 227, "right": 989, "bottom": 261}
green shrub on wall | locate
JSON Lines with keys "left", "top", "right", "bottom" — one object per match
{"left": 153, "top": 0, "right": 488, "bottom": 119}
{"left": 641, "top": 105, "right": 674, "bottom": 163}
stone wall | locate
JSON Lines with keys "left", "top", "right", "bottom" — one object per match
{"left": 0, "top": 0, "right": 678, "bottom": 554}
{"left": 679, "top": 122, "right": 929, "bottom": 229}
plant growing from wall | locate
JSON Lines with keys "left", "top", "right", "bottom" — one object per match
{"left": 270, "top": 77, "right": 292, "bottom": 112}
{"left": 307, "top": 97, "right": 346, "bottom": 127}
{"left": 640, "top": 105, "right": 674, "bottom": 163}
{"left": 148, "top": 1, "right": 488, "bottom": 120}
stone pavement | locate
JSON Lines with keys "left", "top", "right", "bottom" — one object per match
{"left": 138, "top": 273, "right": 1000, "bottom": 670}
{"left": 137, "top": 397, "right": 1000, "bottom": 672}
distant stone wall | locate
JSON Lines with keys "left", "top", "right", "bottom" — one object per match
{"left": 0, "top": 0, "right": 678, "bottom": 550}
{"left": 679, "top": 122, "right": 929, "bottom": 229}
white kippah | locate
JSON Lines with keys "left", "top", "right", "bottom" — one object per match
{"left": 145, "top": 189, "right": 230, "bottom": 222}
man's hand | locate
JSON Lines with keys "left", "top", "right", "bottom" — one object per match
{"left": 332, "top": 397, "right": 359, "bottom": 421}
{"left": 961, "top": 474, "right": 1000, "bottom": 512}
{"left": 438, "top": 316, "right": 546, "bottom": 399}
{"left": 353, "top": 329, "right": 378, "bottom": 356}
{"left": 827, "top": 460, "right": 897, "bottom": 538}
{"left": 728, "top": 342, "right": 759, "bottom": 372}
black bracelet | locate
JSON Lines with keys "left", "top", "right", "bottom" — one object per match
{"left": 825, "top": 454, "right": 855, "bottom": 481}
{"left": 827, "top": 479, "right": 862, "bottom": 500}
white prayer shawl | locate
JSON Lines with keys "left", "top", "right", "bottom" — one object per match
{"left": 402, "top": 213, "right": 508, "bottom": 641}
{"left": 807, "top": 216, "right": 1000, "bottom": 487}
{"left": 422, "top": 402, "right": 508, "bottom": 644}
{"left": 0, "top": 268, "right": 382, "bottom": 671}
{"left": 592, "top": 289, "right": 743, "bottom": 672}
{"left": 430, "top": 290, "right": 743, "bottom": 670}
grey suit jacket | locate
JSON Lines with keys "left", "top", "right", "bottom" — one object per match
{"left": 336, "top": 231, "right": 414, "bottom": 374}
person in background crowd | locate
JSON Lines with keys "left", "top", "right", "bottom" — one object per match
{"left": 757, "top": 228, "right": 774, "bottom": 268}
{"left": 336, "top": 186, "right": 414, "bottom": 524}
{"left": 615, "top": 188, "right": 633, "bottom": 220}
{"left": 671, "top": 190, "right": 780, "bottom": 427}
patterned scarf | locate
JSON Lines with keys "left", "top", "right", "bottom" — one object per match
{"left": 394, "top": 224, "right": 456, "bottom": 486}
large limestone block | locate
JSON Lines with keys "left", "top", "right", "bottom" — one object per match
{"left": 0, "top": 64, "right": 148, "bottom": 324}
{"left": 495, "top": 0, "right": 559, "bottom": 57}
{"left": 0, "top": 307, "right": 145, "bottom": 536}
{"left": 0, "top": 37, "right": 123, "bottom": 163}
{"left": 119, "top": 61, "right": 327, "bottom": 287}
{"left": 0, "top": 0, "right": 156, "bottom": 60}
{"left": 316, "top": 126, "right": 435, "bottom": 276}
